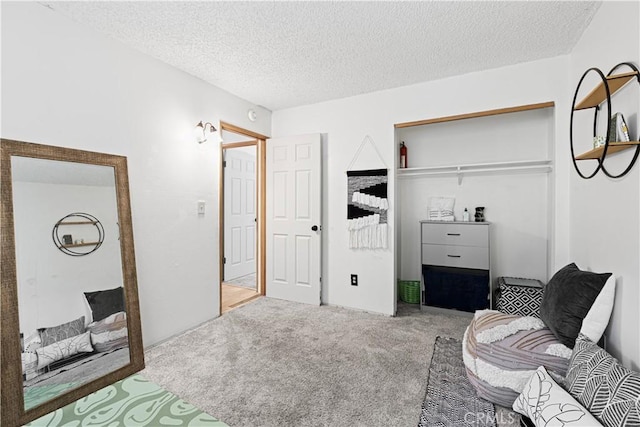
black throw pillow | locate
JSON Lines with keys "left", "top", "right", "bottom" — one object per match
{"left": 84, "top": 286, "right": 125, "bottom": 322}
{"left": 540, "top": 263, "right": 611, "bottom": 349}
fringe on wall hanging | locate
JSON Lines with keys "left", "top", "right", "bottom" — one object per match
{"left": 346, "top": 136, "right": 389, "bottom": 250}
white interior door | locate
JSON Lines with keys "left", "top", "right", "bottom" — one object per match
{"left": 266, "top": 134, "right": 322, "bottom": 305}
{"left": 224, "top": 147, "right": 257, "bottom": 282}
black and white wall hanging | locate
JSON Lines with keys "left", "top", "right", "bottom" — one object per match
{"left": 346, "top": 136, "right": 389, "bottom": 249}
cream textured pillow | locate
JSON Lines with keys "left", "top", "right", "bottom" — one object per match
{"left": 579, "top": 273, "right": 615, "bottom": 344}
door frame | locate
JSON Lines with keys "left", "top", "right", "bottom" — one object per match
{"left": 219, "top": 121, "right": 268, "bottom": 315}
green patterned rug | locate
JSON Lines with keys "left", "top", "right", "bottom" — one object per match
{"left": 27, "top": 374, "right": 228, "bottom": 426}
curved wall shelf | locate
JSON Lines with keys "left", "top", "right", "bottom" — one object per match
{"left": 52, "top": 212, "right": 104, "bottom": 256}
{"left": 570, "top": 62, "right": 640, "bottom": 179}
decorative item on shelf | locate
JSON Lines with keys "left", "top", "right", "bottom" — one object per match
{"left": 570, "top": 61, "right": 640, "bottom": 179}
{"left": 52, "top": 212, "right": 104, "bottom": 256}
{"left": 607, "top": 113, "right": 618, "bottom": 143}
{"left": 615, "top": 112, "right": 630, "bottom": 142}
{"left": 474, "top": 207, "right": 485, "bottom": 222}
{"left": 194, "top": 120, "right": 217, "bottom": 144}
{"left": 428, "top": 196, "right": 455, "bottom": 221}
{"left": 593, "top": 135, "right": 606, "bottom": 149}
{"left": 399, "top": 141, "right": 407, "bottom": 168}
{"left": 608, "top": 112, "right": 631, "bottom": 143}
{"left": 462, "top": 208, "right": 470, "bottom": 222}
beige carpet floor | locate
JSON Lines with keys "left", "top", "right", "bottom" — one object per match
{"left": 142, "top": 298, "right": 518, "bottom": 427}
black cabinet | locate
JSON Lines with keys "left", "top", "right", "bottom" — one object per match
{"left": 422, "top": 266, "right": 489, "bottom": 312}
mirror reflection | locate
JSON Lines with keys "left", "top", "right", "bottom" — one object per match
{"left": 11, "top": 156, "right": 130, "bottom": 410}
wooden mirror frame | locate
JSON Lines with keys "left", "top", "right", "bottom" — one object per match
{"left": 1, "top": 139, "right": 144, "bottom": 427}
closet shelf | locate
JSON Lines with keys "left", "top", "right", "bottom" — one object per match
{"left": 397, "top": 159, "right": 553, "bottom": 179}
{"left": 575, "top": 141, "right": 640, "bottom": 160}
{"left": 574, "top": 71, "right": 639, "bottom": 110}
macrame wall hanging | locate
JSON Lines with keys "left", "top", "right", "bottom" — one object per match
{"left": 346, "top": 136, "right": 389, "bottom": 250}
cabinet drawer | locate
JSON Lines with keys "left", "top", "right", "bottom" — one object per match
{"left": 421, "top": 223, "right": 488, "bottom": 247}
{"left": 421, "top": 244, "right": 489, "bottom": 270}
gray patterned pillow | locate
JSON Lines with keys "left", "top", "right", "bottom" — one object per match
{"left": 566, "top": 334, "right": 640, "bottom": 426}
{"left": 38, "top": 316, "right": 85, "bottom": 347}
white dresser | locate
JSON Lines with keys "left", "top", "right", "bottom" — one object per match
{"left": 420, "top": 221, "right": 491, "bottom": 312}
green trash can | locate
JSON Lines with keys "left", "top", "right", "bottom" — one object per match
{"left": 398, "top": 280, "right": 420, "bottom": 304}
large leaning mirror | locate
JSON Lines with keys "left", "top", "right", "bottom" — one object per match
{"left": 1, "top": 139, "right": 144, "bottom": 426}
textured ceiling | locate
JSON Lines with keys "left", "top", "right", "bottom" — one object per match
{"left": 43, "top": 1, "right": 600, "bottom": 111}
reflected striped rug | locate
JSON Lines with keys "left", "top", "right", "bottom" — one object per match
{"left": 27, "top": 374, "right": 227, "bottom": 426}
{"left": 419, "top": 337, "right": 496, "bottom": 427}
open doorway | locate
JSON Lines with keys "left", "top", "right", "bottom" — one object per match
{"left": 219, "top": 122, "right": 267, "bottom": 314}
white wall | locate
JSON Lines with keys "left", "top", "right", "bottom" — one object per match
{"left": 397, "top": 108, "right": 554, "bottom": 286}
{"left": 272, "top": 56, "right": 571, "bottom": 316}
{"left": 568, "top": 1, "right": 640, "bottom": 369}
{"left": 13, "top": 182, "right": 122, "bottom": 335}
{"left": 1, "top": 2, "right": 271, "bottom": 347}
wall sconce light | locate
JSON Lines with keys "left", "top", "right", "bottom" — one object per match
{"left": 195, "top": 121, "right": 217, "bottom": 144}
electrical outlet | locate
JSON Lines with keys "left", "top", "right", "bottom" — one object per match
{"left": 351, "top": 274, "right": 358, "bottom": 286}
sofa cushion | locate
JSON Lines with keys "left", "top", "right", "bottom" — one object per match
{"left": 463, "top": 310, "right": 571, "bottom": 407}
{"left": 513, "top": 365, "right": 602, "bottom": 426}
{"left": 566, "top": 334, "right": 640, "bottom": 426}
{"left": 540, "top": 263, "right": 612, "bottom": 349}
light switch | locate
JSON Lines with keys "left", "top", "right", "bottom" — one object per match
{"left": 197, "top": 200, "right": 206, "bottom": 215}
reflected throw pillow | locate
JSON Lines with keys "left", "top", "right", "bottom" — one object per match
{"left": 36, "top": 331, "right": 93, "bottom": 370}
{"left": 38, "top": 316, "right": 85, "bottom": 347}
{"left": 540, "top": 263, "right": 612, "bottom": 348}
{"left": 84, "top": 286, "right": 125, "bottom": 322}
{"left": 88, "top": 311, "right": 128, "bottom": 352}
{"left": 22, "top": 352, "right": 39, "bottom": 380}
{"left": 23, "top": 330, "right": 42, "bottom": 353}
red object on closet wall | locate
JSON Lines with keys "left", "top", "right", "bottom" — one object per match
{"left": 400, "top": 141, "right": 407, "bottom": 168}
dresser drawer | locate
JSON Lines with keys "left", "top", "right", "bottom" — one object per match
{"left": 421, "top": 223, "right": 488, "bottom": 247}
{"left": 421, "top": 244, "right": 489, "bottom": 270}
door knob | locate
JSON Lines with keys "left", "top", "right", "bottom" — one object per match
{"left": 311, "top": 225, "right": 319, "bottom": 231}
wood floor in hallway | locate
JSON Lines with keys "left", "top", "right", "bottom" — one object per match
{"left": 221, "top": 283, "right": 261, "bottom": 314}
